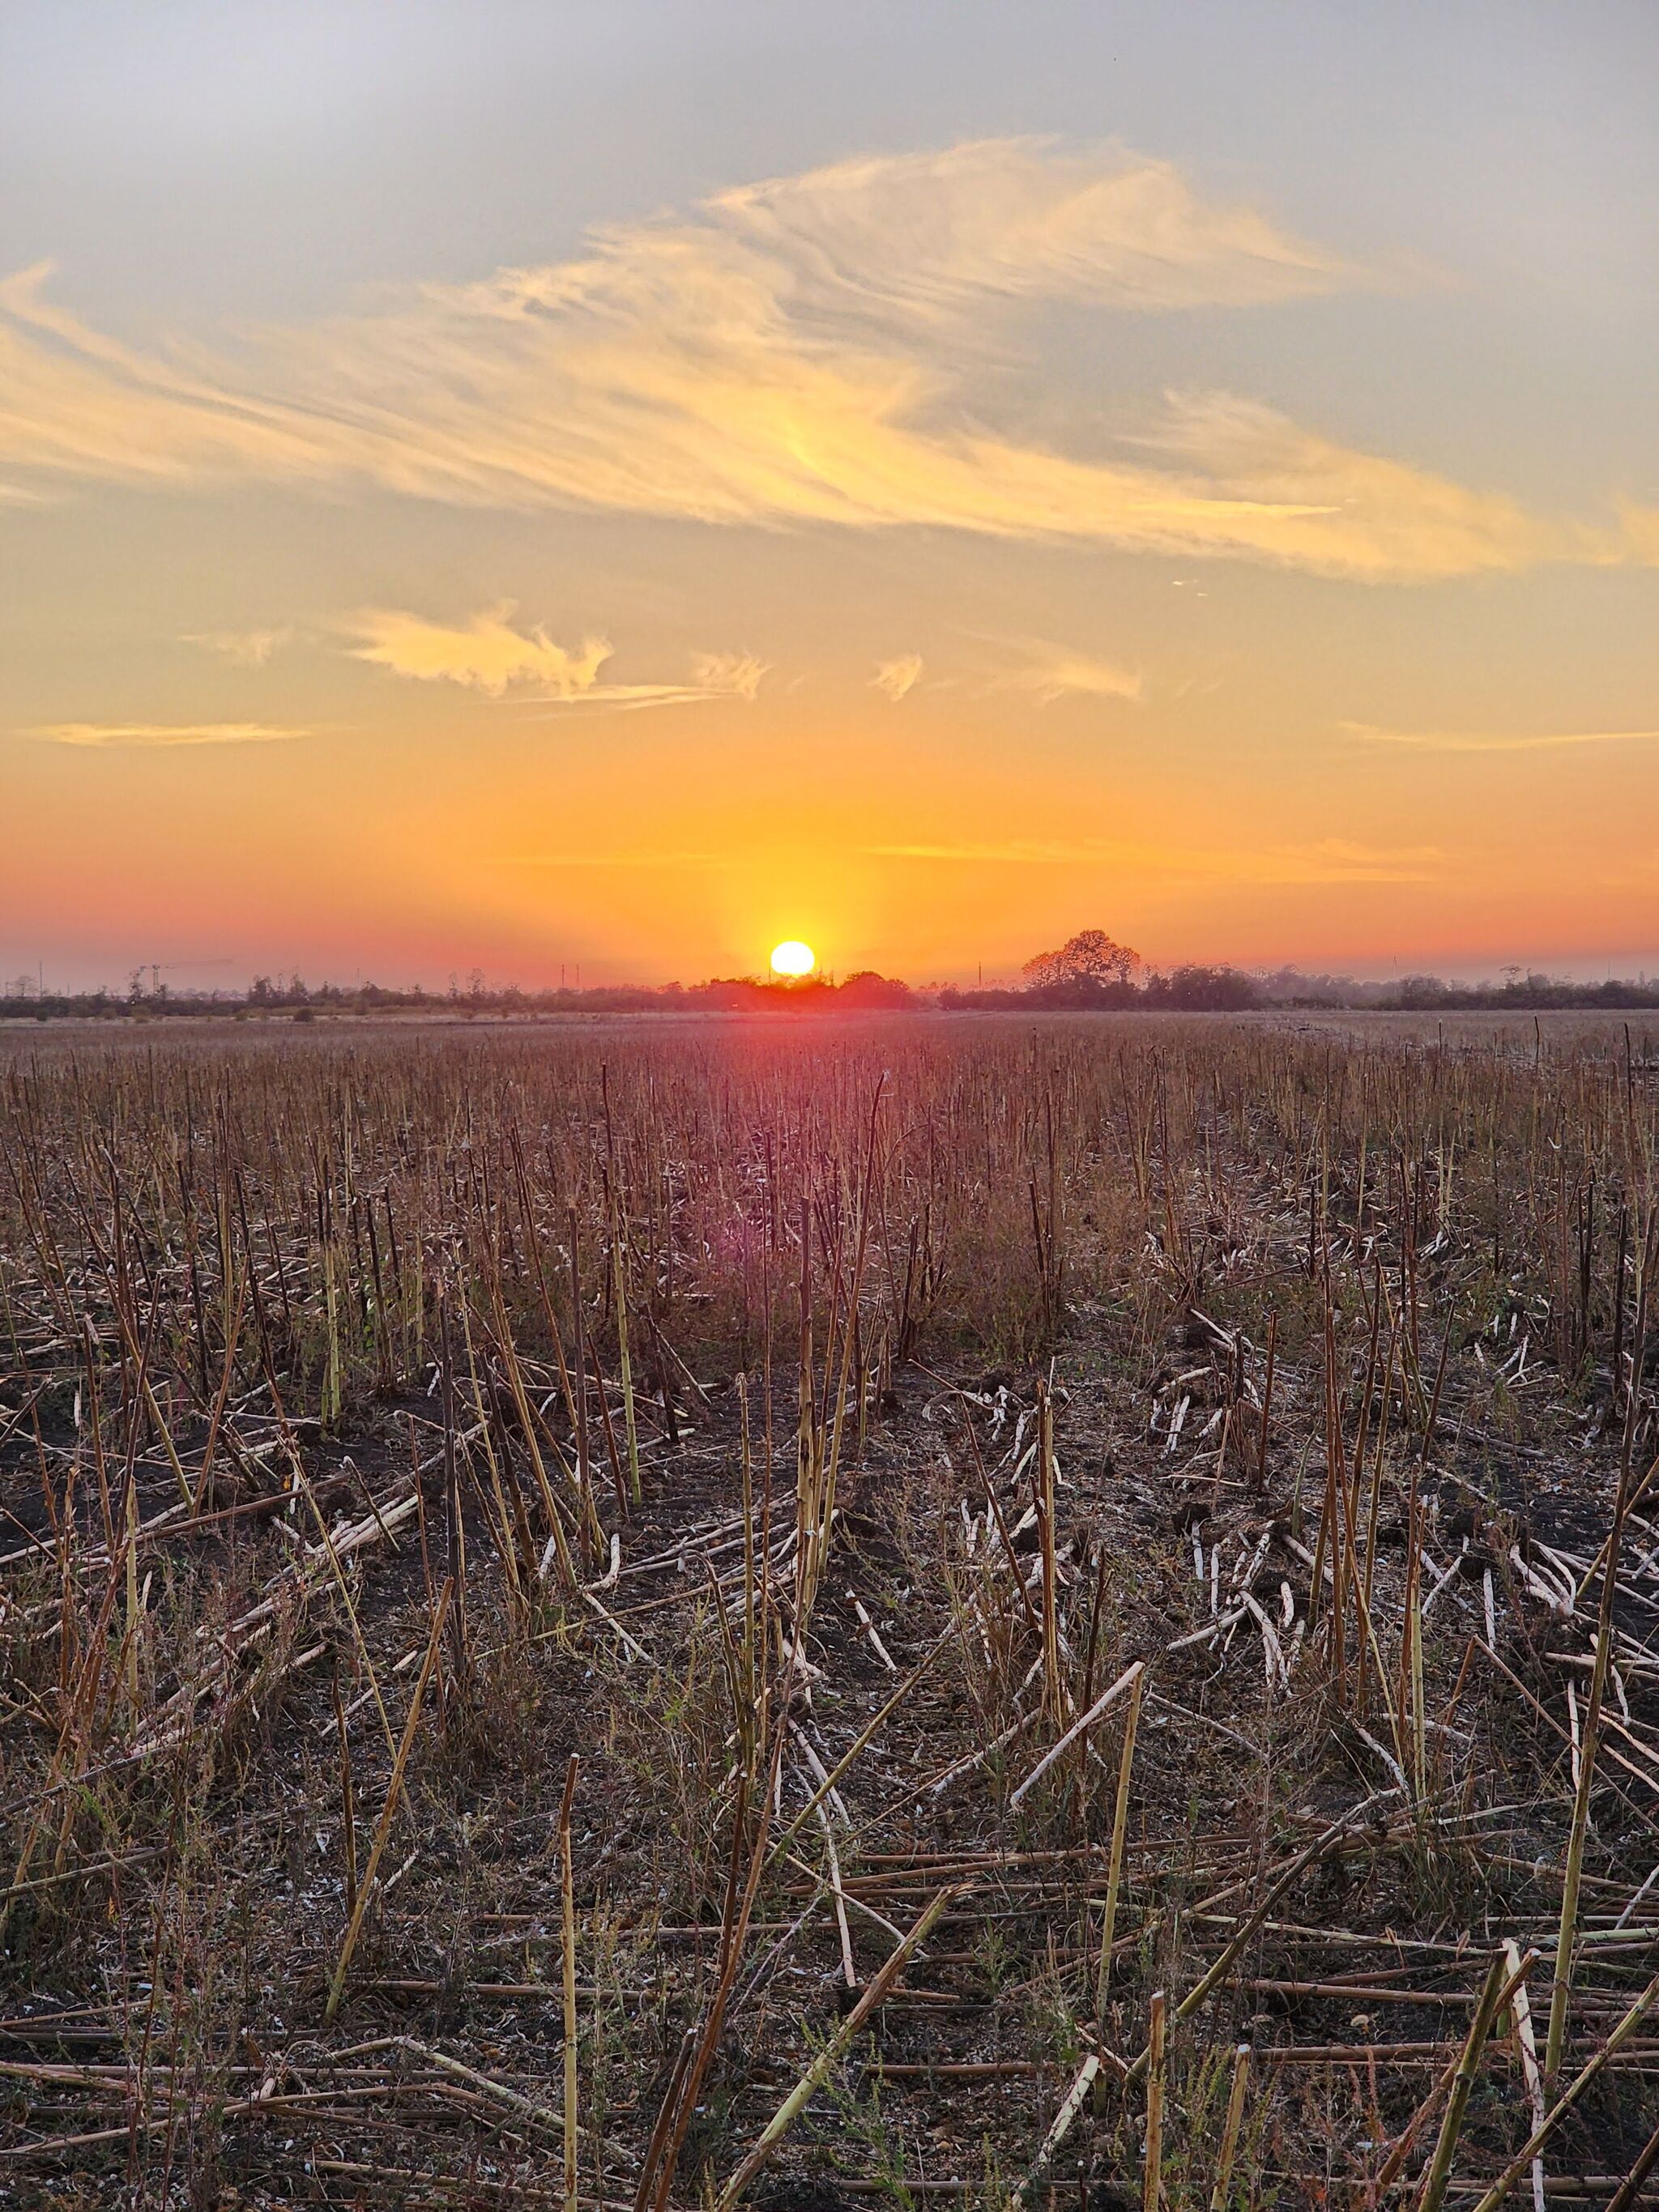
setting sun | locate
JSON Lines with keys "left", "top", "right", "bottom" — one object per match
{"left": 770, "top": 939, "right": 816, "bottom": 978}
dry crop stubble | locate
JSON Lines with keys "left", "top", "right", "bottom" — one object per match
{"left": 1, "top": 1010, "right": 1657, "bottom": 2206}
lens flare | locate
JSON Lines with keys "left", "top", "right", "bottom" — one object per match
{"left": 770, "top": 940, "right": 816, "bottom": 978}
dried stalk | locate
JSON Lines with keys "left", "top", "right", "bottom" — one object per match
{"left": 1467, "top": 1961, "right": 1659, "bottom": 2212}
{"left": 1414, "top": 1949, "right": 1511, "bottom": 2212}
{"left": 1210, "top": 2044, "right": 1252, "bottom": 2212}
{"left": 714, "top": 1882, "right": 961, "bottom": 2210}
{"left": 323, "top": 1579, "right": 451, "bottom": 2025}
{"left": 1142, "top": 1989, "right": 1166, "bottom": 2212}
{"left": 1096, "top": 1664, "right": 1146, "bottom": 2016}
{"left": 559, "top": 1752, "right": 579, "bottom": 2212}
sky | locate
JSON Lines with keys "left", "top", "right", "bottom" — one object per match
{"left": 2, "top": 0, "right": 1657, "bottom": 991}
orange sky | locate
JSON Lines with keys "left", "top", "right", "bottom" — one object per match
{"left": 2, "top": 3, "right": 1657, "bottom": 989}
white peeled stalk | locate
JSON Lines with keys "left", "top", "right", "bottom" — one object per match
{"left": 1010, "top": 1660, "right": 1145, "bottom": 1809}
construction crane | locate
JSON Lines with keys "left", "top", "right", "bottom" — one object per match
{"left": 130, "top": 958, "right": 234, "bottom": 998}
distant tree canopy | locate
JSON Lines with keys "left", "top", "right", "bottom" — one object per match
{"left": 1022, "top": 929, "right": 1142, "bottom": 992}
{"left": 838, "top": 970, "right": 916, "bottom": 1008}
{"left": 935, "top": 932, "right": 1266, "bottom": 1012}
{"left": 1145, "top": 963, "right": 1260, "bottom": 1011}
{"left": 930, "top": 931, "right": 1256, "bottom": 1012}
{"left": 12, "top": 930, "right": 1658, "bottom": 1025}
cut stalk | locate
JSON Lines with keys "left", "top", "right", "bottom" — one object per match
{"left": 1017, "top": 2052, "right": 1100, "bottom": 2202}
{"left": 1209, "top": 2045, "right": 1251, "bottom": 2212}
{"left": 1095, "top": 1664, "right": 1145, "bottom": 2016}
{"left": 1546, "top": 1427, "right": 1636, "bottom": 2075}
{"left": 714, "top": 1883, "right": 959, "bottom": 2210}
{"left": 324, "top": 1579, "right": 450, "bottom": 2024}
{"left": 560, "top": 1753, "right": 580, "bottom": 2212}
{"left": 611, "top": 1189, "right": 642, "bottom": 1505}
{"left": 1467, "top": 1960, "right": 1659, "bottom": 2212}
{"left": 1034, "top": 1387, "right": 1065, "bottom": 1721}
{"left": 1142, "top": 1989, "right": 1166, "bottom": 2212}
{"left": 1415, "top": 1949, "right": 1510, "bottom": 2212}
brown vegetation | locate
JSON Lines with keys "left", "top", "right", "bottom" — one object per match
{"left": 2, "top": 1014, "right": 1658, "bottom": 2208}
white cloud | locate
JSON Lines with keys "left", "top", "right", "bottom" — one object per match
{"left": 0, "top": 143, "right": 1605, "bottom": 580}
{"left": 990, "top": 640, "right": 1143, "bottom": 705}
{"left": 863, "top": 834, "right": 1441, "bottom": 884}
{"left": 348, "top": 606, "right": 609, "bottom": 697}
{"left": 1342, "top": 719, "right": 1659, "bottom": 754}
{"left": 873, "top": 654, "right": 924, "bottom": 702}
{"left": 687, "top": 650, "right": 766, "bottom": 702}
{"left": 182, "top": 627, "right": 293, "bottom": 666}
{"left": 29, "top": 721, "right": 312, "bottom": 747}
{"left": 708, "top": 139, "right": 1364, "bottom": 321}
{"left": 1617, "top": 502, "right": 1659, "bottom": 564}
{"left": 1140, "top": 394, "right": 1569, "bottom": 580}
{"left": 501, "top": 848, "right": 730, "bottom": 868}
{"left": 1237, "top": 838, "right": 1444, "bottom": 885}
{"left": 345, "top": 606, "right": 765, "bottom": 708}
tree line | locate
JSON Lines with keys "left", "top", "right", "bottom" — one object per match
{"left": 6, "top": 930, "right": 1659, "bottom": 1020}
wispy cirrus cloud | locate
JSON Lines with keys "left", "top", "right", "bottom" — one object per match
{"left": 1235, "top": 838, "right": 1445, "bottom": 885}
{"left": 1617, "top": 504, "right": 1659, "bottom": 563}
{"left": 864, "top": 834, "right": 1442, "bottom": 884}
{"left": 501, "top": 848, "right": 730, "bottom": 869}
{"left": 990, "top": 639, "right": 1143, "bottom": 705}
{"left": 28, "top": 721, "right": 313, "bottom": 748}
{"left": 710, "top": 139, "right": 1367, "bottom": 318}
{"left": 348, "top": 607, "right": 610, "bottom": 697}
{"left": 684, "top": 652, "right": 767, "bottom": 702}
{"left": 1137, "top": 393, "right": 1578, "bottom": 580}
{"left": 1342, "top": 718, "right": 1659, "bottom": 754}
{"left": 873, "top": 654, "right": 924, "bottom": 702}
{"left": 0, "top": 140, "right": 1625, "bottom": 580}
{"left": 345, "top": 606, "right": 765, "bottom": 708}
{"left": 182, "top": 626, "right": 294, "bottom": 666}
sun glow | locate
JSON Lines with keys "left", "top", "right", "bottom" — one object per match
{"left": 770, "top": 939, "right": 816, "bottom": 978}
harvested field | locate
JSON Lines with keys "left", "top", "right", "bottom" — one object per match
{"left": 3, "top": 1012, "right": 1659, "bottom": 2209}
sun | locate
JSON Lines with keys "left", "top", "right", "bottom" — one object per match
{"left": 770, "top": 939, "right": 816, "bottom": 978}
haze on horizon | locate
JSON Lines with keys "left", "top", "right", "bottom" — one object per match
{"left": 2, "top": 0, "right": 1657, "bottom": 992}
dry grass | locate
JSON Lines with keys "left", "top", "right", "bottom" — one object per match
{"left": 2, "top": 1010, "right": 1658, "bottom": 2210}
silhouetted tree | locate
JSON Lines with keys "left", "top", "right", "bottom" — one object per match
{"left": 1397, "top": 974, "right": 1448, "bottom": 1008}
{"left": 1022, "top": 928, "right": 1141, "bottom": 991}
{"left": 1145, "top": 964, "right": 1260, "bottom": 1010}
{"left": 838, "top": 970, "right": 915, "bottom": 1008}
